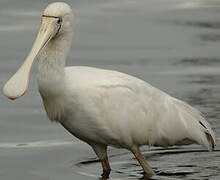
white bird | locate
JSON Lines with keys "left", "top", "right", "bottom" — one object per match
{"left": 3, "top": 2, "right": 215, "bottom": 178}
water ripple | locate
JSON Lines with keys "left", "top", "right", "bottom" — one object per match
{"left": 72, "top": 146, "right": 220, "bottom": 180}
{"left": 0, "top": 140, "right": 75, "bottom": 148}
{"left": 0, "top": 25, "right": 35, "bottom": 32}
{"left": 176, "top": 0, "right": 220, "bottom": 9}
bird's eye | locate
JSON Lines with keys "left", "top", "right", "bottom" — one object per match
{"left": 57, "top": 18, "right": 62, "bottom": 24}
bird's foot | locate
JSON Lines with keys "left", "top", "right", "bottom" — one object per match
{"left": 101, "top": 168, "right": 111, "bottom": 179}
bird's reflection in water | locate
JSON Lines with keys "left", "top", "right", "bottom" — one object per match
{"left": 98, "top": 177, "right": 107, "bottom": 180}
{"left": 97, "top": 173, "right": 153, "bottom": 180}
{"left": 139, "top": 173, "right": 154, "bottom": 180}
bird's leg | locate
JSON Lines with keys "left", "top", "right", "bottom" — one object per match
{"left": 91, "top": 144, "right": 111, "bottom": 179}
{"left": 132, "top": 149, "right": 156, "bottom": 177}
{"left": 100, "top": 155, "right": 111, "bottom": 178}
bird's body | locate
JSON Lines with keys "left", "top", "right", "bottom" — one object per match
{"left": 3, "top": 2, "right": 215, "bottom": 178}
{"left": 39, "top": 65, "right": 214, "bottom": 150}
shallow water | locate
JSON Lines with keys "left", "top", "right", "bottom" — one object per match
{"left": 0, "top": 0, "right": 220, "bottom": 179}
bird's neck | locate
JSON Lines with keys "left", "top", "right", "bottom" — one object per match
{"left": 37, "top": 33, "right": 72, "bottom": 96}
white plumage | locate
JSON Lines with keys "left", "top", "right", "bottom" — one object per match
{"left": 3, "top": 2, "right": 215, "bottom": 178}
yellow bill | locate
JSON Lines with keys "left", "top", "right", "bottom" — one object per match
{"left": 3, "top": 17, "right": 60, "bottom": 100}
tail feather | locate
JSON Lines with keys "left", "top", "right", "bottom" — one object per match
{"left": 199, "top": 120, "right": 215, "bottom": 151}
{"left": 197, "top": 117, "right": 216, "bottom": 151}
{"left": 172, "top": 98, "right": 216, "bottom": 151}
{"left": 205, "top": 132, "right": 215, "bottom": 151}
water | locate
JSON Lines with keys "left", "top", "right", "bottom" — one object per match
{"left": 0, "top": 0, "right": 220, "bottom": 179}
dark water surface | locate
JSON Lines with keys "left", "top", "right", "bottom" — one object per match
{"left": 0, "top": 0, "right": 220, "bottom": 179}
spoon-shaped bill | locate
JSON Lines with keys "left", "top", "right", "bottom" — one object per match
{"left": 3, "top": 18, "right": 59, "bottom": 100}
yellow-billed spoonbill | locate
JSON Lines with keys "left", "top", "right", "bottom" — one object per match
{"left": 3, "top": 2, "right": 215, "bottom": 178}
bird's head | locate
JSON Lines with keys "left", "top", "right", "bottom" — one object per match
{"left": 42, "top": 2, "right": 74, "bottom": 39}
{"left": 3, "top": 2, "right": 74, "bottom": 100}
